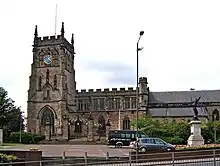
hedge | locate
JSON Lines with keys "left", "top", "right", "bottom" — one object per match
{"left": 132, "top": 117, "right": 220, "bottom": 145}
{"left": 0, "top": 153, "right": 17, "bottom": 163}
{"left": 8, "top": 132, "right": 45, "bottom": 144}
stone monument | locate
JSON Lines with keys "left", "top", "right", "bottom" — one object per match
{"left": 187, "top": 97, "right": 204, "bottom": 146}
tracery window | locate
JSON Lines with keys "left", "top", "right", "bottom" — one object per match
{"left": 123, "top": 117, "right": 130, "bottom": 130}
{"left": 93, "top": 98, "right": 99, "bottom": 110}
{"left": 54, "top": 75, "right": 57, "bottom": 89}
{"left": 78, "top": 99, "right": 83, "bottom": 110}
{"left": 38, "top": 76, "right": 42, "bottom": 90}
{"left": 40, "top": 108, "right": 55, "bottom": 133}
{"left": 43, "top": 84, "right": 52, "bottom": 100}
{"left": 108, "top": 98, "right": 114, "bottom": 110}
{"left": 115, "top": 98, "right": 120, "bottom": 109}
{"left": 125, "top": 97, "right": 130, "bottom": 109}
{"left": 100, "top": 98, "right": 105, "bottom": 110}
{"left": 84, "top": 99, "right": 89, "bottom": 110}
{"left": 212, "top": 109, "right": 220, "bottom": 121}
{"left": 131, "top": 97, "right": 136, "bottom": 109}
{"left": 46, "top": 69, "right": 49, "bottom": 83}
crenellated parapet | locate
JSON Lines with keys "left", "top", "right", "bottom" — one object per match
{"left": 75, "top": 77, "right": 149, "bottom": 112}
{"left": 76, "top": 87, "right": 136, "bottom": 96}
{"left": 35, "top": 35, "right": 74, "bottom": 54}
{"left": 33, "top": 23, "right": 74, "bottom": 55}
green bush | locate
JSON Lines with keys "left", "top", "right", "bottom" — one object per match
{"left": 33, "top": 135, "right": 45, "bottom": 143}
{"left": 162, "top": 137, "right": 172, "bottom": 143}
{"left": 132, "top": 117, "right": 220, "bottom": 145}
{"left": 170, "top": 136, "right": 185, "bottom": 145}
{"left": 8, "top": 132, "right": 44, "bottom": 144}
{"left": 0, "top": 153, "right": 17, "bottom": 163}
{"left": 201, "top": 125, "right": 213, "bottom": 143}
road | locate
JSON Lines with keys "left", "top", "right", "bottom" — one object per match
{"left": 2, "top": 145, "right": 220, "bottom": 165}
{"left": 1, "top": 144, "right": 131, "bottom": 157}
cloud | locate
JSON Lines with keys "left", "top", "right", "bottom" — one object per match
{"left": 84, "top": 60, "right": 136, "bottom": 86}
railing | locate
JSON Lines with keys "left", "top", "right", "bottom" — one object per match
{"left": 1, "top": 149, "right": 220, "bottom": 166}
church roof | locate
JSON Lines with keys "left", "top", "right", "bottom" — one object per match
{"left": 149, "top": 89, "right": 220, "bottom": 103}
{"left": 148, "top": 107, "right": 208, "bottom": 117}
{"left": 148, "top": 90, "right": 220, "bottom": 117}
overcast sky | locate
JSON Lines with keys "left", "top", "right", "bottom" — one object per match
{"left": 1, "top": 0, "right": 220, "bottom": 115}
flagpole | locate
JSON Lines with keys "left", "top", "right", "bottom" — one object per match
{"left": 55, "top": 4, "right": 58, "bottom": 37}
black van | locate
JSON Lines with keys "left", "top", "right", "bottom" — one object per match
{"left": 108, "top": 130, "right": 148, "bottom": 148}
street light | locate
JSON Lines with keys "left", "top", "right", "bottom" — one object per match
{"left": 214, "top": 114, "right": 217, "bottom": 143}
{"left": 19, "top": 115, "right": 22, "bottom": 143}
{"left": 136, "top": 31, "right": 144, "bottom": 160}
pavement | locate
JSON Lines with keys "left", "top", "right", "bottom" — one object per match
{"left": 0, "top": 144, "right": 132, "bottom": 157}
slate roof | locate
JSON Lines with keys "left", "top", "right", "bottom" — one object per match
{"left": 148, "top": 107, "right": 208, "bottom": 117}
{"left": 148, "top": 90, "right": 220, "bottom": 117}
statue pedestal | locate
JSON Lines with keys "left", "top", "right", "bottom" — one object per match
{"left": 187, "top": 120, "right": 204, "bottom": 146}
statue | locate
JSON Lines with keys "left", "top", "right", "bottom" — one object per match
{"left": 192, "top": 97, "right": 201, "bottom": 120}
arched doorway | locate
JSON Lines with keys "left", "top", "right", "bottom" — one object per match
{"left": 123, "top": 117, "right": 130, "bottom": 130}
{"left": 39, "top": 106, "right": 55, "bottom": 139}
{"left": 98, "top": 116, "right": 106, "bottom": 137}
{"left": 74, "top": 118, "right": 82, "bottom": 133}
{"left": 74, "top": 117, "right": 82, "bottom": 138}
{"left": 212, "top": 109, "right": 219, "bottom": 121}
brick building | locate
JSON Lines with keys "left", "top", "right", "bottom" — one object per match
{"left": 27, "top": 23, "right": 220, "bottom": 141}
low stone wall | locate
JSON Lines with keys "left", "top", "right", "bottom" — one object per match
{"left": 0, "top": 149, "right": 42, "bottom": 166}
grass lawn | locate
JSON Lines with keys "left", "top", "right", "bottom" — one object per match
{"left": 1, "top": 143, "right": 22, "bottom": 146}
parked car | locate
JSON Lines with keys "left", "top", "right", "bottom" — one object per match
{"left": 108, "top": 130, "right": 148, "bottom": 148}
{"left": 130, "top": 137, "right": 175, "bottom": 152}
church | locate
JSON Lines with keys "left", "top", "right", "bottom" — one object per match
{"left": 27, "top": 23, "right": 220, "bottom": 141}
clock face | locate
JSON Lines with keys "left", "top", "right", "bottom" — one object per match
{"left": 44, "top": 55, "right": 52, "bottom": 65}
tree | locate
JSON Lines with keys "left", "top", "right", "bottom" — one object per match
{"left": 0, "top": 87, "right": 24, "bottom": 136}
{"left": 131, "top": 116, "right": 190, "bottom": 144}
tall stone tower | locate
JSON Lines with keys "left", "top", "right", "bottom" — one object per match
{"left": 27, "top": 23, "right": 76, "bottom": 140}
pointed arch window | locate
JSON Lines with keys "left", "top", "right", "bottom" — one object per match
{"left": 38, "top": 76, "right": 42, "bottom": 90}
{"left": 40, "top": 107, "right": 55, "bottom": 133}
{"left": 212, "top": 109, "right": 219, "bottom": 121}
{"left": 123, "top": 117, "right": 130, "bottom": 130}
{"left": 46, "top": 69, "right": 49, "bottom": 83}
{"left": 75, "top": 119, "right": 82, "bottom": 133}
{"left": 54, "top": 75, "right": 57, "bottom": 89}
{"left": 43, "top": 84, "right": 52, "bottom": 100}
{"left": 98, "top": 116, "right": 106, "bottom": 131}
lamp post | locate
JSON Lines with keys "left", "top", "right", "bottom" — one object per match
{"left": 214, "top": 114, "right": 217, "bottom": 143}
{"left": 136, "top": 31, "right": 144, "bottom": 161}
{"left": 68, "top": 120, "right": 71, "bottom": 140}
{"left": 19, "top": 115, "right": 22, "bottom": 143}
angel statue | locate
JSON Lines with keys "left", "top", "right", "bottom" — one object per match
{"left": 192, "top": 97, "right": 201, "bottom": 120}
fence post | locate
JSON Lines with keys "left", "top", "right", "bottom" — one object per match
{"left": 129, "top": 152, "right": 132, "bottom": 166}
{"left": 213, "top": 150, "right": 216, "bottom": 166}
{"left": 172, "top": 152, "right": 175, "bottom": 166}
{"left": 84, "top": 151, "right": 88, "bottom": 166}
{"left": 62, "top": 151, "right": 66, "bottom": 165}
{"left": 62, "top": 151, "right": 66, "bottom": 159}
{"left": 106, "top": 152, "right": 109, "bottom": 160}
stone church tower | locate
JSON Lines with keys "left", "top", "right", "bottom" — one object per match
{"left": 27, "top": 23, "right": 76, "bottom": 140}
